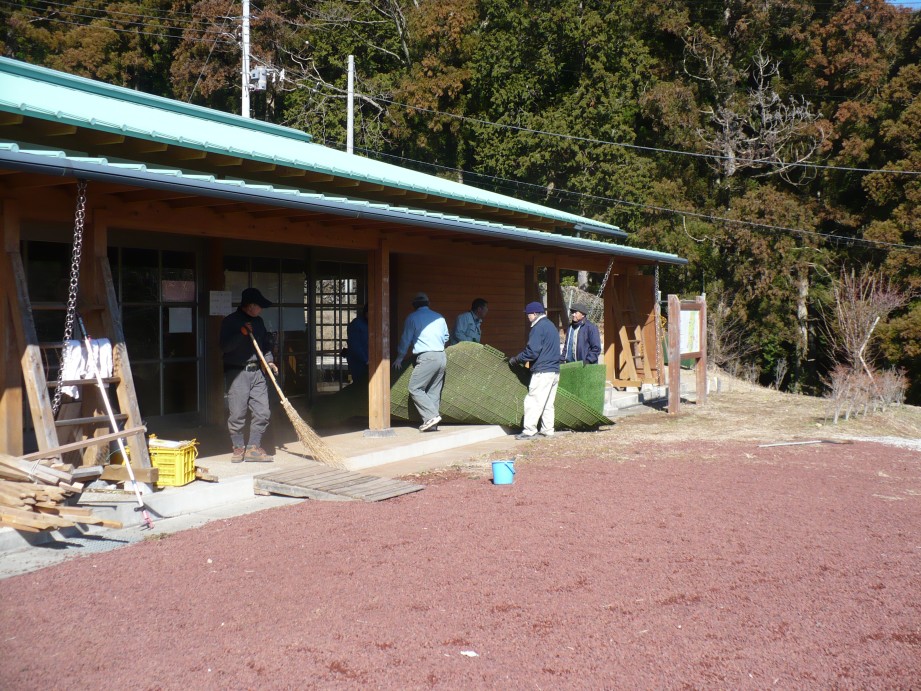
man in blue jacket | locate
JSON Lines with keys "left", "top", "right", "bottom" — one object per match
{"left": 509, "top": 301, "right": 561, "bottom": 440}
{"left": 562, "top": 303, "right": 602, "bottom": 364}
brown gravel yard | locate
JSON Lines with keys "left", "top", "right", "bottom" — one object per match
{"left": 1, "top": 385, "right": 920, "bottom": 689}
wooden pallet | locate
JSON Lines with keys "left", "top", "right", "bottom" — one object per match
{"left": 253, "top": 462, "right": 424, "bottom": 502}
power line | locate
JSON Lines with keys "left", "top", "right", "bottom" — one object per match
{"left": 370, "top": 94, "right": 921, "bottom": 177}
{"left": 340, "top": 142, "right": 918, "bottom": 252}
{"left": 3, "top": 1, "right": 236, "bottom": 43}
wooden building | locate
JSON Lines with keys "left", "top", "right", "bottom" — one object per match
{"left": 0, "top": 58, "right": 685, "bottom": 463}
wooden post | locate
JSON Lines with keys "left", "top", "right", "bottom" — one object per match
{"left": 205, "top": 239, "right": 225, "bottom": 426}
{"left": 546, "top": 263, "right": 562, "bottom": 327}
{"left": 696, "top": 295, "right": 707, "bottom": 405}
{"left": 366, "top": 240, "right": 392, "bottom": 433}
{"left": 603, "top": 267, "right": 617, "bottom": 384}
{"left": 667, "top": 294, "right": 680, "bottom": 414}
{"left": 0, "top": 201, "right": 23, "bottom": 455}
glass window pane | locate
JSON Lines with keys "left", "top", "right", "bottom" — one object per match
{"left": 27, "top": 241, "right": 70, "bottom": 303}
{"left": 162, "top": 251, "right": 195, "bottom": 302}
{"left": 122, "top": 306, "right": 160, "bottom": 359}
{"left": 163, "top": 362, "right": 197, "bottom": 415}
{"left": 281, "top": 272, "right": 306, "bottom": 304}
{"left": 132, "top": 362, "right": 161, "bottom": 417}
{"left": 163, "top": 307, "right": 196, "bottom": 358}
{"left": 121, "top": 248, "right": 159, "bottom": 302}
{"left": 282, "top": 351, "right": 309, "bottom": 395}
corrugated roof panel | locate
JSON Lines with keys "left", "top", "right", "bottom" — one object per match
{"left": 0, "top": 58, "right": 625, "bottom": 235}
{"left": 0, "top": 144, "right": 686, "bottom": 265}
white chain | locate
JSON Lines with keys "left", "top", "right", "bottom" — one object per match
{"left": 52, "top": 180, "right": 87, "bottom": 417}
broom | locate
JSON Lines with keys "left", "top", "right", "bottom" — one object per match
{"left": 245, "top": 328, "right": 348, "bottom": 469}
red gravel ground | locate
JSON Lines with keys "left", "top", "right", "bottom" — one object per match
{"left": 2, "top": 439, "right": 920, "bottom": 689}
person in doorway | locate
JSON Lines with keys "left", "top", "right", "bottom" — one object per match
{"left": 345, "top": 303, "right": 369, "bottom": 382}
{"left": 394, "top": 292, "right": 449, "bottom": 432}
{"left": 450, "top": 298, "right": 488, "bottom": 345}
{"left": 219, "top": 287, "right": 277, "bottom": 463}
{"left": 508, "top": 301, "right": 560, "bottom": 440}
{"left": 562, "top": 303, "right": 602, "bottom": 364}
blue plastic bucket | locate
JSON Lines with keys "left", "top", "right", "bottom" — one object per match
{"left": 492, "top": 460, "right": 515, "bottom": 485}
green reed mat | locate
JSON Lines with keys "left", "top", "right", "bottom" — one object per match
{"left": 313, "top": 341, "right": 610, "bottom": 430}
{"left": 558, "top": 361, "right": 607, "bottom": 414}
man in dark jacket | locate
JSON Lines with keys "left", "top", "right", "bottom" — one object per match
{"left": 509, "top": 301, "right": 561, "bottom": 440}
{"left": 562, "top": 303, "right": 602, "bottom": 364}
{"left": 219, "top": 287, "right": 276, "bottom": 463}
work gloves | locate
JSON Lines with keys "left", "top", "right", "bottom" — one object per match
{"left": 508, "top": 356, "right": 518, "bottom": 367}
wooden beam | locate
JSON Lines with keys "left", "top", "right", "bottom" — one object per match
{"left": 0, "top": 113, "right": 24, "bottom": 126}
{"left": 668, "top": 294, "right": 680, "bottom": 414}
{"left": 85, "top": 131, "right": 126, "bottom": 146}
{"left": 33, "top": 121, "right": 78, "bottom": 137}
{"left": 170, "top": 149, "right": 208, "bottom": 161}
{"left": 603, "top": 268, "right": 617, "bottom": 385}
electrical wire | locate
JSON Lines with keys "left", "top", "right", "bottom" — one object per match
{"left": 339, "top": 142, "right": 919, "bottom": 253}
{"left": 372, "top": 94, "right": 921, "bottom": 177}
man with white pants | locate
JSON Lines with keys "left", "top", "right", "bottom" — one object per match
{"left": 508, "top": 301, "right": 560, "bottom": 440}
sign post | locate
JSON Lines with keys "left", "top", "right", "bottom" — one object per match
{"left": 667, "top": 294, "right": 707, "bottom": 414}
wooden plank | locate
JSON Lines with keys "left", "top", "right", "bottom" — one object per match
{"left": 20, "top": 426, "right": 146, "bottom": 461}
{"left": 252, "top": 477, "right": 355, "bottom": 502}
{"left": 257, "top": 465, "right": 348, "bottom": 484}
{"left": 55, "top": 414, "right": 129, "bottom": 428}
{"left": 308, "top": 475, "right": 393, "bottom": 493}
{"left": 0, "top": 246, "right": 59, "bottom": 452}
{"left": 346, "top": 478, "right": 422, "bottom": 497}
{"left": 99, "top": 465, "right": 159, "bottom": 483}
{"left": 96, "top": 254, "right": 152, "bottom": 470}
{"left": 358, "top": 484, "right": 425, "bottom": 501}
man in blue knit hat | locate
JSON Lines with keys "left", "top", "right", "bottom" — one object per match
{"left": 508, "top": 301, "right": 561, "bottom": 440}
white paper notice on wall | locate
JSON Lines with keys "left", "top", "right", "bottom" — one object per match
{"left": 169, "top": 307, "right": 193, "bottom": 333}
{"left": 209, "top": 290, "right": 232, "bottom": 316}
{"left": 679, "top": 310, "right": 700, "bottom": 355}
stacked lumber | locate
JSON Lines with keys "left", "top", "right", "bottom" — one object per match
{"left": 0, "top": 454, "right": 122, "bottom": 533}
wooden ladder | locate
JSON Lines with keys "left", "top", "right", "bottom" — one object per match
{"left": 3, "top": 246, "right": 151, "bottom": 468}
{"left": 610, "top": 274, "right": 656, "bottom": 387}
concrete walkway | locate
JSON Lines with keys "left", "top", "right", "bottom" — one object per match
{"left": 0, "top": 386, "right": 672, "bottom": 577}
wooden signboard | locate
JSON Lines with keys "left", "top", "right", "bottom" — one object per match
{"left": 667, "top": 295, "right": 707, "bottom": 414}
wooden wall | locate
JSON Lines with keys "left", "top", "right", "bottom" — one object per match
{"left": 394, "top": 254, "right": 530, "bottom": 358}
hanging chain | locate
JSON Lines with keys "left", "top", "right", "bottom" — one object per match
{"left": 654, "top": 263, "right": 662, "bottom": 384}
{"left": 587, "top": 257, "right": 615, "bottom": 323}
{"left": 51, "top": 179, "right": 88, "bottom": 417}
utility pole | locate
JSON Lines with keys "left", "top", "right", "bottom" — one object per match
{"left": 241, "top": 0, "right": 251, "bottom": 118}
{"left": 347, "top": 54, "right": 354, "bottom": 154}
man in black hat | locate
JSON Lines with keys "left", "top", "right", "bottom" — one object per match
{"left": 562, "top": 303, "right": 601, "bottom": 364}
{"left": 508, "top": 301, "right": 561, "bottom": 440}
{"left": 219, "top": 287, "right": 277, "bottom": 463}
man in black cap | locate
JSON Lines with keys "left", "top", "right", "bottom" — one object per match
{"left": 508, "top": 301, "right": 561, "bottom": 440}
{"left": 562, "top": 303, "right": 601, "bottom": 364}
{"left": 219, "top": 287, "right": 277, "bottom": 462}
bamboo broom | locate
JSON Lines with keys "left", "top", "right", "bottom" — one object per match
{"left": 246, "top": 330, "right": 348, "bottom": 469}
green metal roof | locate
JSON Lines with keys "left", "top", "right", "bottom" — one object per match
{"left": 0, "top": 143, "right": 686, "bottom": 265}
{"left": 0, "top": 58, "right": 623, "bottom": 237}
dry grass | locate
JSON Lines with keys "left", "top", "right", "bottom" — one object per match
{"left": 608, "top": 373, "right": 921, "bottom": 447}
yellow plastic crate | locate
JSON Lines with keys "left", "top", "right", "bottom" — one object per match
{"left": 147, "top": 436, "right": 199, "bottom": 487}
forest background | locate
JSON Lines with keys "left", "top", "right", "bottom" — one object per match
{"left": 2, "top": 0, "right": 919, "bottom": 402}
